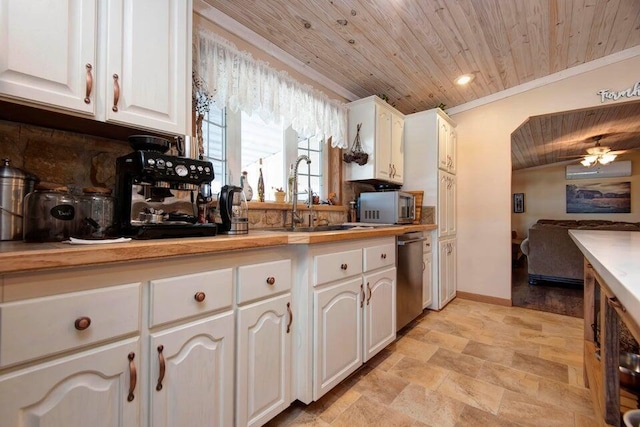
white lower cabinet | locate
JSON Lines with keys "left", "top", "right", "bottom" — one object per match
{"left": 236, "top": 293, "right": 292, "bottom": 427}
{"left": 303, "top": 237, "right": 397, "bottom": 403}
{"left": 438, "top": 237, "right": 457, "bottom": 308}
{"left": 313, "top": 277, "right": 363, "bottom": 399}
{"left": 149, "top": 312, "right": 234, "bottom": 427}
{"left": 0, "top": 337, "right": 141, "bottom": 426}
{"left": 363, "top": 266, "right": 396, "bottom": 362}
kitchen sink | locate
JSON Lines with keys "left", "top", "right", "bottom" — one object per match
{"left": 270, "top": 224, "right": 376, "bottom": 232}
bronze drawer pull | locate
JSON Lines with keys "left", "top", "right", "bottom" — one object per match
{"left": 340, "top": 263, "right": 348, "bottom": 270}
{"left": 286, "top": 302, "right": 293, "bottom": 333}
{"left": 266, "top": 277, "right": 276, "bottom": 285}
{"left": 607, "top": 297, "right": 626, "bottom": 312}
{"left": 74, "top": 316, "right": 91, "bottom": 331}
{"left": 112, "top": 74, "right": 120, "bottom": 112}
{"left": 127, "top": 352, "right": 137, "bottom": 402}
{"left": 366, "top": 282, "right": 372, "bottom": 305}
{"left": 84, "top": 63, "right": 93, "bottom": 104}
{"left": 360, "top": 284, "right": 364, "bottom": 308}
{"left": 194, "top": 292, "right": 206, "bottom": 302}
{"left": 156, "top": 345, "right": 166, "bottom": 391}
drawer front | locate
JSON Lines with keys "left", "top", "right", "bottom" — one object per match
{"left": 363, "top": 243, "right": 396, "bottom": 272}
{"left": 423, "top": 232, "right": 433, "bottom": 253}
{"left": 314, "top": 249, "right": 362, "bottom": 286}
{"left": 237, "top": 259, "right": 292, "bottom": 304}
{"left": 150, "top": 268, "right": 233, "bottom": 328}
{"left": 0, "top": 283, "right": 140, "bottom": 368}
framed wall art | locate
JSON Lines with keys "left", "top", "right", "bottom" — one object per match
{"left": 566, "top": 182, "right": 630, "bottom": 213}
{"left": 513, "top": 193, "right": 525, "bottom": 213}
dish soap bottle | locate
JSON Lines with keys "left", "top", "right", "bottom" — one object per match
{"left": 241, "top": 171, "right": 253, "bottom": 201}
{"left": 257, "top": 158, "right": 265, "bottom": 202}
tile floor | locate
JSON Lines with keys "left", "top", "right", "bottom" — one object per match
{"left": 267, "top": 298, "right": 599, "bottom": 427}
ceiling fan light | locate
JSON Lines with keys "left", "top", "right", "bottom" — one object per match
{"left": 581, "top": 158, "right": 593, "bottom": 167}
{"left": 599, "top": 153, "right": 617, "bottom": 164}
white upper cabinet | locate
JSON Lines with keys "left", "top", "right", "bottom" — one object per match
{"left": 437, "top": 114, "right": 457, "bottom": 174}
{"left": 345, "top": 96, "right": 405, "bottom": 185}
{"left": 0, "top": 0, "right": 191, "bottom": 135}
{"left": 104, "top": 0, "right": 189, "bottom": 134}
{"left": 0, "top": 0, "right": 98, "bottom": 115}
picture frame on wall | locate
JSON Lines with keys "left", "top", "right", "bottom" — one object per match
{"left": 513, "top": 193, "right": 525, "bottom": 213}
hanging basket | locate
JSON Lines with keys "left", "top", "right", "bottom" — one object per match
{"left": 343, "top": 123, "right": 369, "bottom": 165}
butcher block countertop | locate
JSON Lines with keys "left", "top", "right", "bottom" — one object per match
{"left": 0, "top": 224, "right": 435, "bottom": 274}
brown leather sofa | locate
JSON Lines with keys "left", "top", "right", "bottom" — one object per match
{"left": 520, "top": 219, "right": 640, "bottom": 285}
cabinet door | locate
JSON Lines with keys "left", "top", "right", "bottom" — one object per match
{"left": 447, "top": 174, "right": 457, "bottom": 236}
{"left": 422, "top": 252, "right": 433, "bottom": 309}
{"left": 104, "top": 0, "right": 189, "bottom": 134}
{"left": 149, "top": 312, "right": 234, "bottom": 427}
{"left": 363, "top": 267, "right": 396, "bottom": 362}
{"left": 0, "top": 0, "right": 97, "bottom": 114}
{"left": 237, "top": 293, "right": 292, "bottom": 427}
{"left": 448, "top": 126, "right": 457, "bottom": 175}
{"left": 438, "top": 171, "right": 449, "bottom": 237}
{"left": 375, "top": 105, "right": 392, "bottom": 181}
{"left": 313, "top": 277, "right": 363, "bottom": 401}
{"left": 390, "top": 112, "right": 404, "bottom": 184}
{"left": 438, "top": 116, "right": 449, "bottom": 171}
{"left": 447, "top": 239, "right": 457, "bottom": 301}
{"left": 0, "top": 337, "right": 140, "bottom": 426}
{"left": 438, "top": 240, "right": 449, "bottom": 308}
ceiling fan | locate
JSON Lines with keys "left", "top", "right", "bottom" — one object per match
{"left": 564, "top": 134, "right": 638, "bottom": 167}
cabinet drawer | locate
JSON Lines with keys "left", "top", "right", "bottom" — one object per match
{"left": 0, "top": 283, "right": 140, "bottom": 368}
{"left": 423, "top": 232, "right": 433, "bottom": 253}
{"left": 150, "top": 269, "right": 233, "bottom": 327}
{"left": 314, "top": 249, "right": 362, "bottom": 286}
{"left": 363, "top": 243, "right": 396, "bottom": 272}
{"left": 237, "top": 259, "right": 292, "bottom": 304}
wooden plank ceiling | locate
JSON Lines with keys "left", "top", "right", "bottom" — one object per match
{"left": 201, "top": 0, "right": 640, "bottom": 169}
{"left": 512, "top": 101, "right": 640, "bottom": 170}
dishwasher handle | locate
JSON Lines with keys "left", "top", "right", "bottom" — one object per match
{"left": 397, "top": 237, "right": 428, "bottom": 246}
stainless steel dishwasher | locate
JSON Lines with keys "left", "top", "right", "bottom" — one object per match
{"left": 396, "top": 231, "right": 427, "bottom": 331}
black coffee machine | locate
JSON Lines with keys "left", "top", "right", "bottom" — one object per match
{"left": 115, "top": 136, "right": 217, "bottom": 239}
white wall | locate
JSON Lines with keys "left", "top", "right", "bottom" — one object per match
{"left": 511, "top": 152, "right": 640, "bottom": 238}
{"left": 450, "top": 53, "right": 640, "bottom": 300}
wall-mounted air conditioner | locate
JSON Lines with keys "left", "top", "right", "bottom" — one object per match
{"left": 565, "top": 161, "right": 632, "bottom": 180}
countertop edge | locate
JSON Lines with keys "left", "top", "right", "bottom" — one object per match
{"left": 0, "top": 224, "right": 436, "bottom": 274}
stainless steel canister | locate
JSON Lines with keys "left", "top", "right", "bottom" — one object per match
{"left": 0, "top": 159, "right": 38, "bottom": 240}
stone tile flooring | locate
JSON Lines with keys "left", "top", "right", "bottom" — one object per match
{"left": 267, "top": 298, "right": 599, "bottom": 427}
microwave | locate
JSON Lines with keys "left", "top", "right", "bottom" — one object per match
{"left": 359, "top": 191, "right": 415, "bottom": 224}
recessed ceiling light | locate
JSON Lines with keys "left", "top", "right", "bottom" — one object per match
{"left": 455, "top": 74, "right": 474, "bottom": 85}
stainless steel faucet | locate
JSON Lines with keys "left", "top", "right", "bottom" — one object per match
{"left": 292, "top": 154, "right": 313, "bottom": 228}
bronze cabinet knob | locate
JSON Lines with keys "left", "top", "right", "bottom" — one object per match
{"left": 340, "top": 263, "right": 348, "bottom": 270}
{"left": 74, "top": 316, "right": 91, "bottom": 331}
{"left": 194, "top": 292, "right": 206, "bottom": 302}
{"left": 266, "top": 277, "right": 276, "bottom": 285}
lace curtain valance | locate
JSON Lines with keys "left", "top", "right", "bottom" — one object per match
{"left": 193, "top": 28, "right": 348, "bottom": 149}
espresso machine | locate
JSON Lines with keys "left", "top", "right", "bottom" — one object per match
{"left": 115, "top": 139, "right": 217, "bottom": 239}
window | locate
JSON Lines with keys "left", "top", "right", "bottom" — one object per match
{"left": 296, "top": 135, "right": 323, "bottom": 201}
{"left": 200, "top": 107, "right": 328, "bottom": 201}
{"left": 241, "top": 112, "right": 284, "bottom": 201}
{"left": 201, "top": 103, "right": 226, "bottom": 195}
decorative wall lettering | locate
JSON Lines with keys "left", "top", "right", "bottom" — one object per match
{"left": 597, "top": 81, "right": 640, "bottom": 103}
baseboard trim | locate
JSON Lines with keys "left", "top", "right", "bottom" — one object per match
{"left": 456, "top": 291, "right": 512, "bottom": 307}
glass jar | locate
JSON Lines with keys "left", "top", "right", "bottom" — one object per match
{"left": 23, "top": 183, "right": 77, "bottom": 242}
{"left": 75, "top": 187, "right": 114, "bottom": 239}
